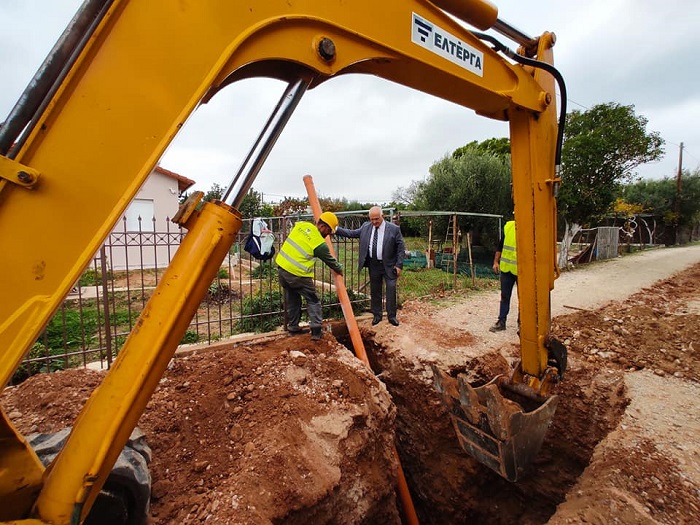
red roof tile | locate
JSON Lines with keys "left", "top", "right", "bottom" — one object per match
{"left": 154, "top": 165, "right": 196, "bottom": 193}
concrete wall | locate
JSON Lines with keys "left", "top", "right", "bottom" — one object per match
{"left": 106, "top": 169, "right": 184, "bottom": 271}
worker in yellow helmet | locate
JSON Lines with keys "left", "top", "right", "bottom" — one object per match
{"left": 276, "top": 211, "right": 343, "bottom": 340}
{"left": 490, "top": 219, "right": 518, "bottom": 332}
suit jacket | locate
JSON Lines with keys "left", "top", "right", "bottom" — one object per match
{"left": 336, "top": 221, "right": 405, "bottom": 276}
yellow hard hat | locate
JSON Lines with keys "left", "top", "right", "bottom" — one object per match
{"left": 319, "top": 211, "right": 339, "bottom": 233}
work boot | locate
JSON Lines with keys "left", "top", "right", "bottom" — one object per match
{"left": 311, "top": 327, "right": 323, "bottom": 340}
{"left": 489, "top": 320, "right": 506, "bottom": 333}
{"left": 288, "top": 326, "right": 309, "bottom": 336}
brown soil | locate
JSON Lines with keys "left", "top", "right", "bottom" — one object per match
{"left": 3, "top": 247, "right": 700, "bottom": 524}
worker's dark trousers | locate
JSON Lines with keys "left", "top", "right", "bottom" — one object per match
{"left": 278, "top": 267, "right": 323, "bottom": 329}
{"left": 498, "top": 271, "right": 518, "bottom": 324}
{"left": 369, "top": 258, "right": 398, "bottom": 321}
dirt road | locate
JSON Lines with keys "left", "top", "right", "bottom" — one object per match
{"left": 551, "top": 245, "right": 700, "bottom": 314}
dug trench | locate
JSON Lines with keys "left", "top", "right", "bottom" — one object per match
{"left": 339, "top": 335, "right": 628, "bottom": 524}
{"left": 355, "top": 261, "right": 700, "bottom": 524}
{"left": 3, "top": 262, "right": 700, "bottom": 523}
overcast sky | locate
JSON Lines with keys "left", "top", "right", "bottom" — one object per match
{"left": 2, "top": 1, "right": 699, "bottom": 205}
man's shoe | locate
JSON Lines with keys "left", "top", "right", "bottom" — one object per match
{"left": 489, "top": 320, "right": 506, "bottom": 333}
{"left": 311, "top": 327, "right": 323, "bottom": 340}
{"left": 288, "top": 327, "right": 309, "bottom": 336}
{"left": 372, "top": 316, "right": 382, "bottom": 326}
{"left": 388, "top": 318, "right": 399, "bottom": 327}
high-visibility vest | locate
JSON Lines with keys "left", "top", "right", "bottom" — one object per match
{"left": 276, "top": 221, "right": 324, "bottom": 277}
{"left": 499, "top": 220, "right": 517, "bottom": 276}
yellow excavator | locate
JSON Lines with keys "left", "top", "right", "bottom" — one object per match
{"left": 0, "top": 0, "right": 567, "bottom": 522}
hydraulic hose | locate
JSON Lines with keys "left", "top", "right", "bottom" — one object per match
{"left": 470, "top": 31, "right": 567, "bottom": 169}
{"left": 0, "top": 0, "right": 113, "bottom": 157}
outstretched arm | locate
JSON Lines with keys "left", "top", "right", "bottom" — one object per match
{"left": 314, "top": 243, "right": 343, "bottom": 275}
{"left": 334, "top": 226, "right": 362, "bottom": 239}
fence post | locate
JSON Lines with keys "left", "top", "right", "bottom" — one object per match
{"left": 452, "top": 214, "right": 458, "bottom": 289}
{"left": 99, "top": 244, "right": 113, "bottom": 367}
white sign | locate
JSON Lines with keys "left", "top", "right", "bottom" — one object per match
{"left": 411, "top": 12, "right": 484, "bottom": 77}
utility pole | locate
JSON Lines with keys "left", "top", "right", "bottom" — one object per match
{"left": 674, "top": 142, "right": 684, "bottom": 244}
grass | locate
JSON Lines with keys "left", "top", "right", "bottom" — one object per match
{"left": 398, "top": 266, "right": 499, "bottom": 304}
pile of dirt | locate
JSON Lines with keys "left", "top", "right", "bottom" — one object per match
{"left": 3, "top": 337, "right": 400, "bottom": 524}
{"left": 2, "top": 250, "right": 700, "bottom": 524}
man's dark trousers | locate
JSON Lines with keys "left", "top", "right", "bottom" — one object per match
{"left": 498, "top": 271, "right": 518, "bottom": 323}
{"left": 369, "top": 257, "right": 398, "bottom": 321}
{"left": 278, "top": 267, "right": 323, "bottom": 329}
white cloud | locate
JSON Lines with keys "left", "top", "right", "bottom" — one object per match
{"left": 2, "top": 0, "right": 699, "bottom": 205}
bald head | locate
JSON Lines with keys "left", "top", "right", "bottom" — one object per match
{"left": 369, "top": 206, "right": 384, "bottom": 227}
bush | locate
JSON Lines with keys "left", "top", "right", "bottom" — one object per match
{"left": 79, "top": 269, "right": 101, "bottom": 287}
{"left": 207, "top": 281, "right": 237, "bottom": 304}
{"left": 181, "top": 330, "right": 199, "bottom": 344}
{"left": 78, "top": 268, "right": 114, "bottom": 287}
{"left": 251, "top": 261, "right": 277, "bottom": 280}
{"left": 12, "top": 342, "right": 65, "bottom": 385}
{"left": 237, "top": 289, "right": 284, "bottom": 333}
{"left": 321, "top": 290, "right": 369, "bottom": 319}
{"left": 46, "top": 308, "right": 98, "bottom": 349}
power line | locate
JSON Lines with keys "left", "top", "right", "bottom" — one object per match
{"left": 566, "top": 97, "right": 589, "bottom": 111}
{"left": 665, "top": 141, "right": 699, "bottom": 169}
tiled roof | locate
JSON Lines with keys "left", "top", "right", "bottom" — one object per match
{"left": 154, "top": 165, "right": 196, "bottom": 193}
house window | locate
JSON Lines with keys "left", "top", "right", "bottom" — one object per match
{"left": 125, "top": 199, "right": 155, "bottom": 231}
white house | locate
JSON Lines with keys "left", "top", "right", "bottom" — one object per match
{"left": 106, "top": 165, "right": 195, "bottom": 270}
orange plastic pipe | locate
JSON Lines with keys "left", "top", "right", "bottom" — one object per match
{"left": 303, "top": 175, "right": 419, "bottom": 525}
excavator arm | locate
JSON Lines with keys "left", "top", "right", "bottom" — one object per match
{"left": 0, "top": 0, "right": 565, "bottom": 522}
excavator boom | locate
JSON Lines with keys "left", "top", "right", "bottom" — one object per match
{"left": 0, "top": 0, "right": 565, "bottom": 522}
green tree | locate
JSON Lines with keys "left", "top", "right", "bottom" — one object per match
{"left": 273, "top": 196, "right": 308, "bottom": 217}
{"left": 621, "top": 169, "right": 700, "bottom": 244}
{"left": 317, "top": 196, "right": 346, "bottom": 212}
{"left": 260, "top": 202, "right": 275, "bottom": 217}
{"left": 452, "top": 137, "right": 510, "bottom": 159}
{"left": 394, "top": 138, "right": 511, "bottom": 212}
{"left": 673, "top": 169, "right": 700, "bottom": 242}
{"left": 203, "top": 183, "right": 225, "bottom": 202}
{"left": 418, "top": 147, "right": 512, "bottom": 214}
{"left": 557, "top": 103, "right": 664, "bottom": 266}
{"left": 238, "top": 189, "right": 264, "bottom": 218}
{"left": 344, "top": 199, "right": 376, "bottom": 212}
{"left": 620, "top": 178, "right": 672, "bottom": 217}
{"left": 411, "top": 147, "right": 512, "bottom": 245}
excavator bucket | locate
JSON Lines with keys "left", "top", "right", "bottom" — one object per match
{"left": 431, "top": 365, "right": 558, "bottom": 482}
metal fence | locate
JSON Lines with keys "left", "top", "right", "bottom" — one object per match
{"left": 15, "top": 210, "right": 503, "bottom": 383}
{"left": 15, "top": 213, "right": 376, "bottom": 382}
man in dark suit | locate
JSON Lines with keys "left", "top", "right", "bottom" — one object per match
{"left": 335, "top": 206, "right": 405, "bottom": 326}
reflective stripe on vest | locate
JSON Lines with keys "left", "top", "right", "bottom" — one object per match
{"left": 499, "top": 220, "right": 517, "bottom": 276}
{"left": 276, "top": 221, "right": 324, "bottom": 277}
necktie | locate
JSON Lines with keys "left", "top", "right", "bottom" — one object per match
{"left": 372, "top": 226, "right": 379, "bottom": 259}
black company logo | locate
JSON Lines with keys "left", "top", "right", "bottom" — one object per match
{"left": 411, "top": 12, "right": 484, "bottom": 77}
{"left": 413, "top": 14, "right": 433, "bottom": 43}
